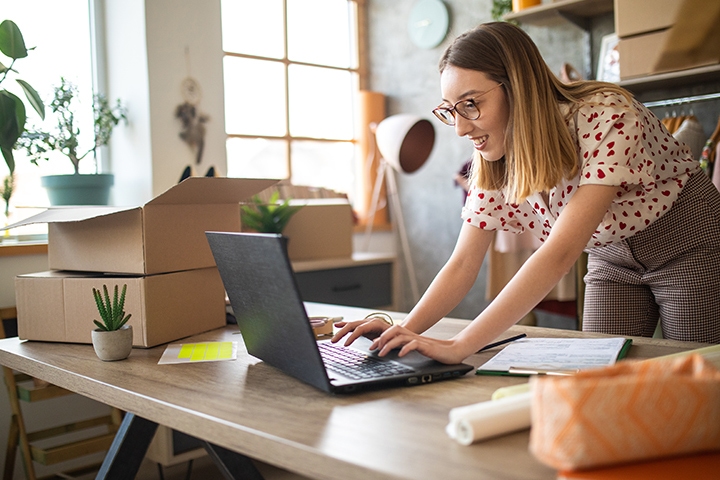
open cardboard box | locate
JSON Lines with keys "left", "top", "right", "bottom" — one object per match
{"left": 5, "top": 177, "right": 278, "bottom": 275}
{"left": 15, "top": 268, "right": 226, "bottom": 347}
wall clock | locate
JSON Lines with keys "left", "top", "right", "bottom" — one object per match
{"left": 407, "top": 0, "right": 450, "bottom": 49}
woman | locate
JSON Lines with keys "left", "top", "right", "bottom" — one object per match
{"left": 332, "top": 22, "right": 720, "bottom": 364}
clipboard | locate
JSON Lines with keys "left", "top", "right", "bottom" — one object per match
{"left": 476, "top": 337, "right": 633, "bottom": 377}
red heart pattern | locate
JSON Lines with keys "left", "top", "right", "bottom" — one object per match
{"left": 460, "top": 92, "right": 700, "bottom": 249}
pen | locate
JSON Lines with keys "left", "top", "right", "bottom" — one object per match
{"left": 475, "top": 333, "right": 527, "bottom": 353}
{"left": 476, "top": 333, "right": 527, "bottom": 353}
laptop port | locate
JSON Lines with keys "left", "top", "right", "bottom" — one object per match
{"left": 421, "top": 374, "right": 432, "bottom": 383}
{"left": 407, "top": 377, "right": 419, "bottom": 384}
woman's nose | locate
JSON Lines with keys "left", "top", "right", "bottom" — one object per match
{"left": 454, "top": 115, "right": 473, "bottom": 137}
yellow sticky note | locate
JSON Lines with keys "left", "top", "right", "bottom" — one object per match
{"left": 190, "top": 343, "right": 207, "bottom": 361}
{"left": 178, "top": 344, "right": 195, "bottom": 359}
{"left": 206, "top": 342, "right": 220, "bottom": 361}
{"left": 158, "top": 341, "right": 238, "bottom": 364}
{"left": 219, "top": 342, "right": 233, "bottom": 359}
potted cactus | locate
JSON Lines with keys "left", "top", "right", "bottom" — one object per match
{"left": 91, "top": 284, "right": 133, "bottom": 361}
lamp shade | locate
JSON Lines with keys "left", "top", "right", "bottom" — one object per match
{"left": 374, "top": 114, "right": 435, "bottom": 173}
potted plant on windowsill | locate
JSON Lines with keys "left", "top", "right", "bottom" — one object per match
{"left": 17, "top": 77, "right": 127, "bottom": 206}
{"left": 91, "top": 284, "right": 133, "bottom": 362}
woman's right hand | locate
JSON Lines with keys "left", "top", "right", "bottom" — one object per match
{"left": 330, "top": 316, "right": 393, "bottom": 346}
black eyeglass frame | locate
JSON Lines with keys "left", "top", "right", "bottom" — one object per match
{"left": 432, "top": 83, "right": 504, "bottom": 126}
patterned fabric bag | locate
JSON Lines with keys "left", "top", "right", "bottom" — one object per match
{"left": 529, "top": 355, "right": 720, "bottom": 470}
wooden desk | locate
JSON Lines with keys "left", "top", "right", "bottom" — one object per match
{"left": 0, "top": 304, "right": 709, "bottom": 480}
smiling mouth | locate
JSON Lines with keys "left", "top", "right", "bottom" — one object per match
{"left": 472, "top": 135, "right": 489, "bottom": 149}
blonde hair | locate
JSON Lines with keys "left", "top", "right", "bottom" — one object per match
{"left": 439, "top": 22, "right": 633, "bottom": 203}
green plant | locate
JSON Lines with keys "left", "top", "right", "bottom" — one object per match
{"left": 18, "top": 77, "right": 126, "bottom": 174}
{"left": 0, "top": 19, "right": 45, "bottom": 174}
{"left": 491, "top": 0, "right": 517, "bottom": 23}
{"left": 1, "top": 173, "right": 13, "bottom": 218}
{"left": 92, "top": 284, "right": 132, "bottom": 332}
{"left": 240, "top": 191, "right": 303, "bottom": 234}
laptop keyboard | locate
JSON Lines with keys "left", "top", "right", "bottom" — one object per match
{"left": 318, "top": 342, "right": 415, "bottom": 380}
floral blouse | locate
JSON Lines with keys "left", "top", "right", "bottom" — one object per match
{"left": 461, "top": 92, "right": 700, "bottom": 249}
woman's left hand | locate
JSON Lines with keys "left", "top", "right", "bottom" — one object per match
{"left": 370, "top": 325, "right": 466, "bottom": 365}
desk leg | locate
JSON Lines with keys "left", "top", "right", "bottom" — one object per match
{"left": 95, "top": 413, "right": 158, "bottom": 480}
{"left": 202, "top": 441, "right": 264, "bottom": 480}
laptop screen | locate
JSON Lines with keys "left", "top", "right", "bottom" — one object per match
{"left": 206, "top": 231, "right": 332, "bottom": 391}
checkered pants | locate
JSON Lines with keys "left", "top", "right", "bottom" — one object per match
{"left": 583, "top": 172, "right": 720, "bottom": 344}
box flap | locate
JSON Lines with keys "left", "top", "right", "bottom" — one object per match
{"left": 653, "top": 0, "right": 720, "bottom": 72}
{"left": 2, "top": 177, "right": 279, "bottom": 231}
{"left": 2, "top": 206, "right": 137, "bottom": 230}
{"left": 147, "top": 177, "right": 279, "bottom": 206}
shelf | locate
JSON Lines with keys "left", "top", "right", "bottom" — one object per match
{"left": 291, "top": 252, "right": 395, "bottom": 273}
{"left": 618, "top": 64, "right": 720, "bottom": 95}
{"left": 504, "top": 0, "right": 613, "bottom": 30}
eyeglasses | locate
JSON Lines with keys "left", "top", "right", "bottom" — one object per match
{"left": 432, "top": 83, "right": 504, "bottom": 126}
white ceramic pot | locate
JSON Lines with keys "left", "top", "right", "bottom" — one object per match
{"left": 91, "top": 325, "right": 133, "bottom": 361}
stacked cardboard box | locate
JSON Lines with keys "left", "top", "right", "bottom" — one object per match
{"left": 13, "top": 177, "right": 277, "bottom": 347}
{"left": 281, "top": 198, "right": 354, "bottom": 261}
{"left": 615, "top": 0, "right": 720, "bottom": 79}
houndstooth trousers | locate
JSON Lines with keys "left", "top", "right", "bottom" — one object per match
{"left": 583, "top": 171, "right": 720, "bottom": 344}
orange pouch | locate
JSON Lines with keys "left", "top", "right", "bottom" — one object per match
{"left": 529, "top": 355, "right": 720, "bottom": 471}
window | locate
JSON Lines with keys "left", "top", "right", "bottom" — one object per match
{"left": 1, "top": 0, "right": 93, "bottom": 238}
{"left": 221, "top": 0, "right": 361, "bottom": 200}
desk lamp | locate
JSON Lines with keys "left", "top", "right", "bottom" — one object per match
{"left": 364, "top": 114, "right": 435, "bottom": 303}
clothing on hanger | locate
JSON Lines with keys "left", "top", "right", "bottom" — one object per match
{"left": 673, "top": 115, "right": 705, "bottom": 160}
{"left": 700, "top": 114, "right": 720, "bottom": 175}
{"left": 667, "top": 114, "right": 686, "bottom": 134}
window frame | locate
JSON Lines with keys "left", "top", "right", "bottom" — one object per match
{"left": 221, "top": 0, "right": 379, "bottom": 225}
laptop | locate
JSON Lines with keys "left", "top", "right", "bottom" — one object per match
{"left": 205, "top": 231, "right": 474, "bottom": 393}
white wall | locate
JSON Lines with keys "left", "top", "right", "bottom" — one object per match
{"left": 102, "top": 0, "right": 154, "bottom": 205}
{"left": 105, "top": 0, "right": 227, "bottom": 206}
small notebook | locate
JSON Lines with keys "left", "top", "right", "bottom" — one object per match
{"left": 476, "top": 337, "right": 632, "bottom": 376}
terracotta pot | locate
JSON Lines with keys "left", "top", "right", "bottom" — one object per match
{"left": 91, "top": 325, "right": 133, "bottom": 361}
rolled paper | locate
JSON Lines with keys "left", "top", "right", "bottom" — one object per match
{"left": 446, "top": 391, "right": 532, "bottom": 445}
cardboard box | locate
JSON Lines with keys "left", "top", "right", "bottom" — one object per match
{"left": 15, "top": 268, "right": 226, "bottom": 347}
{"left": 614, "top": 0, "right": 681, "bottom": 38}
{"left": 5, "top": 177, "right": 278, "bottom": 275}
{"left": 280, "top": 199, "right": 353, "bottom": 261}
{"left": 618, "top": 29, "right": 720, "bottom": 79}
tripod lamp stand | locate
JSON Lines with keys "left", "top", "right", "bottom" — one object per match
{"left": 364, "top": 114, "right": 435, "bottom": 303}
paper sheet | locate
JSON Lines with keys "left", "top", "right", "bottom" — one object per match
{"left": 158, "top": 341, "right": 237, "bottom": 364}
{"left": 477, "top": 337, "right": 629, "bottom": 374}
